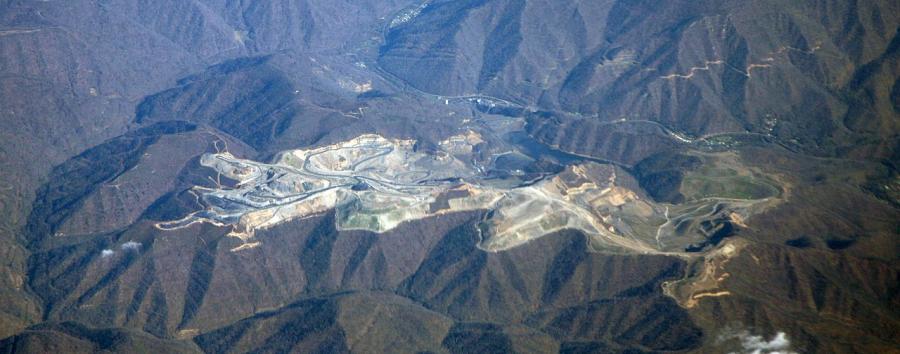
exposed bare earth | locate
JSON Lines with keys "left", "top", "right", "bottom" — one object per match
{"left": 159, "top": 134, "right": 781, "bottom": 256}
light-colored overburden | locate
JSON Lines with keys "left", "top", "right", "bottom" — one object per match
{"left": 158, "top": 134, "right": 779, "bottom": 254}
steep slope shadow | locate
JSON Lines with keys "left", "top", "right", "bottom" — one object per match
{"left": 0, "top": 321, "right": 199, "bottom": 354}
{"left": 134, "top": 54, "right": 377, "bottom": 156}
{"left": 135, "top": 57, "right": 298, "bottom": 151}
{"left": 399, "top": 223, "right": 703, "bottom": 351}
{"left": 379, "top": 0, "right": 900, "bottom": 160}
{"left": 24, "top": 121, "right": 197, "bottom": 250}
{"left": 194, "top": 297, "right": 349, "bottom": 354}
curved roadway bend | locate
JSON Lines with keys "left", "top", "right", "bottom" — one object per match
{"left": 373, "top": 4, "right": 793, "bottom": 156}
{"left": 205, "top": 139, "right": 460, "bottom": 215}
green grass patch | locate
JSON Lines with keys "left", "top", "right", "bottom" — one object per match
{"left": 681, "top": 174, "right": 778, "bottom": 200}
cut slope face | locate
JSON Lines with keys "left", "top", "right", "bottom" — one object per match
{"left": 159, "top": 134, "right": 781, "bottom": 254}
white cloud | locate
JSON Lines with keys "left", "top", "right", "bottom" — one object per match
{"left": 121, "top": 241, "right": 142, "bottom": 251}
{"left": 740, "top": 331, "right": 794, "bottom": 354}
{"left": 721, "top": 329, "right": 797, "bottom": 354}
{"left": 101, "top": 249, "right": 115, "bottom": 258}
